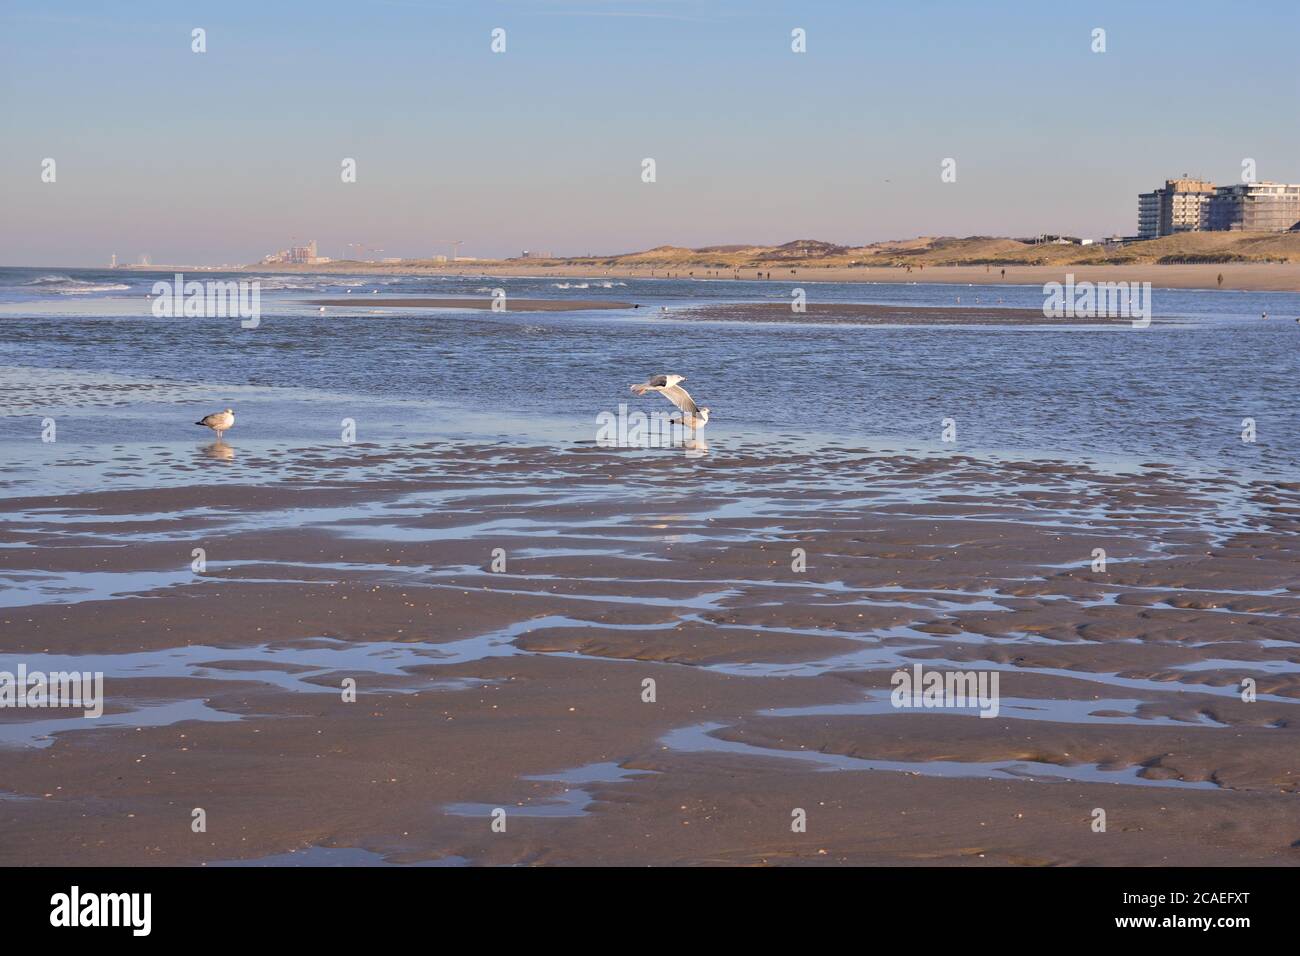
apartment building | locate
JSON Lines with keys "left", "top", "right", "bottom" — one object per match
{"left": 1136, "top": 177, "right": 1215, "bottom": 238}
{"left": 1138, "top": 177, "right": 1300, "bottom": 236}
{"left": 1205, "top": 182, "right": 1300, "bottom": 232}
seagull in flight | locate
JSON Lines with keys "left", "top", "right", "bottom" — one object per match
{"left": 629, "top": 374, "right": 710, "bottom": 429}
{"left": 195, "top": 408, "right": 235, "bottom": 440}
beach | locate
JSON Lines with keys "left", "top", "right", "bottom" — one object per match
{"left": 238, "top": 261, "right": 1300, "bottom": 293}
{"left": 1, "top": 441, "right": 1298, "bottom": 865}
{"left": 2, "top": 268, "right": 1298, "bottom": 867}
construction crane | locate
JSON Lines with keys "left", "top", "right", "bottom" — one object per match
{"left": 347, "top": 242, "right": 385, "bottom": 261}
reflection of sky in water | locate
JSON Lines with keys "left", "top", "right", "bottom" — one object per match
{"left": 207, "top": 846, "right": 467, "bottom": 867}
{"left": 2, "top": 275, "right": 1297, "bottom": 804}
{"left": 1, "top": 271, "right": 1297, "bottom": 478}
{"left": 658, "top": 722, "right": 1220, "bottom": 790}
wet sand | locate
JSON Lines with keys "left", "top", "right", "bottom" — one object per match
{"left": 307, "top": 297, "right": 634, "bottom": 311}
{"left": 1, "top": 443, "right": 1297, "bottom": 866}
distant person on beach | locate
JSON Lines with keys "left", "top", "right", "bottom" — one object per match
{"left": 1218, "top": 273, "right": 1224, "bottom": 288}
{"left": 1000, "top": 268, "right": 1006, "bottom": 279}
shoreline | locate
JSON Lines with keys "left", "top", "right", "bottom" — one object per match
{"left": 234, "top": 261, "right": 1300, "bottom": 293}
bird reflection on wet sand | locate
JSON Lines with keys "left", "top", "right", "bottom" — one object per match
{"left": 201, "top": 441, "right": 235, "bottom": 462}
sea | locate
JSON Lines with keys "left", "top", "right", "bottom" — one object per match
{"left": 1, "top": 266, "right": 1298, "bottom": 486}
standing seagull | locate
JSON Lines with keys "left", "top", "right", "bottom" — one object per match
{"left": 195, "top": 408, "right": 235, "bottom": 440}
{"left": 629, "top": 374, "right": 710, "bottom": 430}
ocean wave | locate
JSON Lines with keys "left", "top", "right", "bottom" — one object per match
{"left": 22, "top": 275, "right": 131, "bottom": 294}
{"left": 245, "top": 276, "right": 320, "bottom": 290}
{"left": 552, "top": 282, "right": 589, "bottom": 289}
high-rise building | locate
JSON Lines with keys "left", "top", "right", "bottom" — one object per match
{"left": 1138, "top": 177, "right": 1300, "bottom": 236}
{"left": 1137, "top": 191, "right": 1161, "bottom": 239}
{"left": 1136, "top": 177, "right": 1214, "bottom": 238}
{"left": 1161, "top": 178, "right": 1215, "bottom": 234}
{"left": 1206, "top": 182, "right": 1300, "bottom": 232}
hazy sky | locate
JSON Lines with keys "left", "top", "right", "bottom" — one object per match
{"left": 3, "top": 0, "right": 1298, "bottom": 266}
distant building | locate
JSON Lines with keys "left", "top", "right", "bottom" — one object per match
{"left": 1206, "top": 182, "right": 1300, "bottom": 232}
{"left": 262, "top": 240, "right": 326, "bottom": 265}
{"left": 1137, "top": 177, "right": 1214, "bottom": 238}
{"left": 1162, "top": 178, "right": 1215, "bottom": 235}
{"left": 1137, "top": 191, "right": 1161, "bottom": 239}
{"left": 1138, "top": 177, "right": 1300, "bottom": 236}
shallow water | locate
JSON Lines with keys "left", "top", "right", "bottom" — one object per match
{"left": 2, "top": 267, "right": 1298, "bottom": 478}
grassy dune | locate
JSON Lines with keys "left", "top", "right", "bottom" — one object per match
{"left": 544, "top": 233, "right": 1300, "bottom": 269}
{"left": 300, "top": 232, "right": 1300, "bottom": 273}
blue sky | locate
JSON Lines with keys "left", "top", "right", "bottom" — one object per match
{"left": 2, "top": 0, "right": 1297, "bottom": 265}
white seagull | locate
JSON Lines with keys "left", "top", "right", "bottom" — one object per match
{"left": 196, "top": 408, "right": 235, "bottom": 440}
{"left": 629, "top": 374, "right": 710, "bottom": 430}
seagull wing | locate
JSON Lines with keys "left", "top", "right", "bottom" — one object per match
{"left": 659, "top": 384, "right": 698, "bottom": 414}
